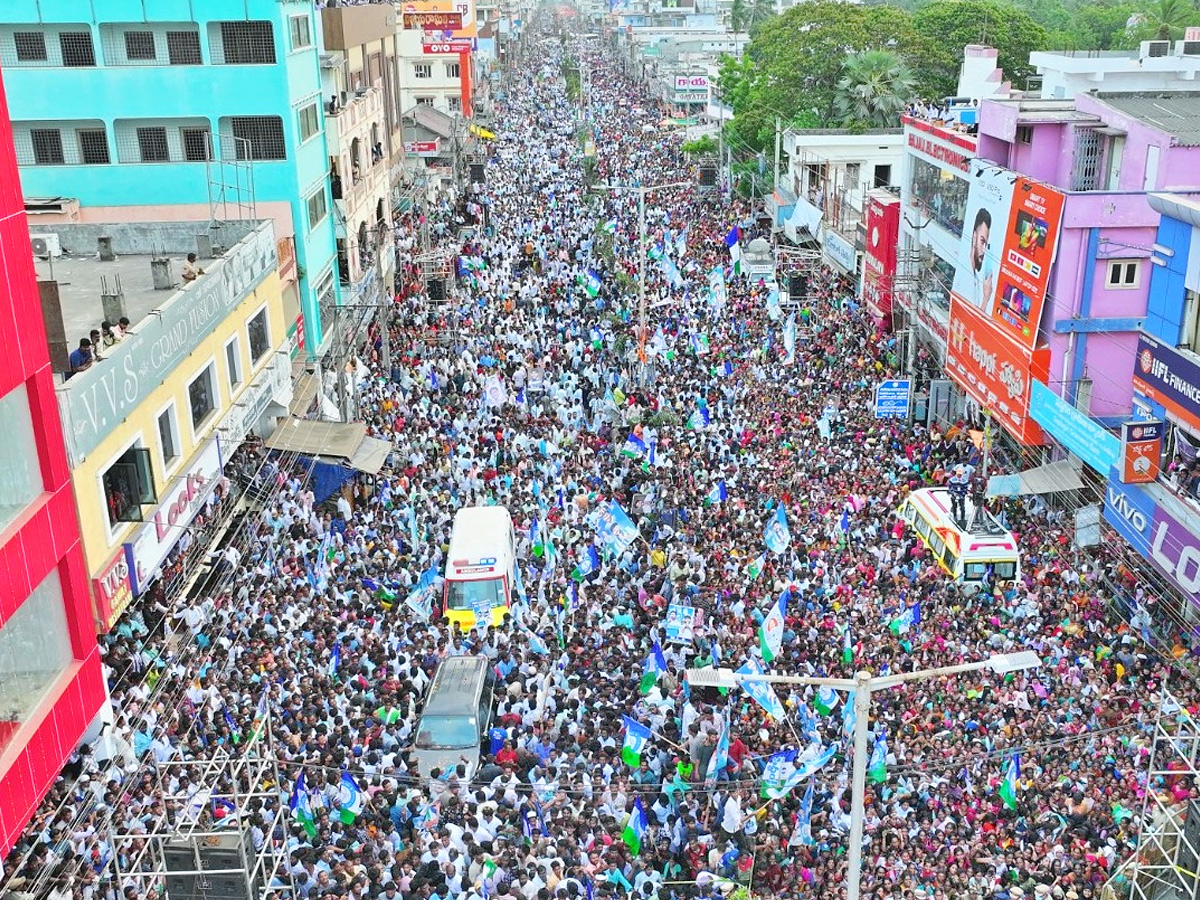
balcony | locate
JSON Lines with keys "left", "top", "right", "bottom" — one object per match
{"left": 320, "top": 4, "right": 398, "bottom": 51}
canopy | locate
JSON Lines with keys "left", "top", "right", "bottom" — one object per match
{"left": 986, "top": 459, "right": 1085, "bottom": 498}
{"left": 265, "top": 419, "right": 366, "bottom": 460}
{"left": 349, "top": 436, "right": 393, "bottom": 475}
{"left": 289, "top": 373, "right": 319, "bottom": 418}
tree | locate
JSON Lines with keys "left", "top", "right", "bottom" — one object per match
{"left": 729, "top": 0, "right": 776, "bottom": 34}
{"left": 1123, "top": 0, "right": 1200, "bottom": 43}
{"left": 912, "top": 0, "right": 1050, "bottom": 98}
{"left": 833, "top": 50, "right": 917, "bottom": 128}
{"left": 681, "top": 135, "right": 718, "bottom": 155}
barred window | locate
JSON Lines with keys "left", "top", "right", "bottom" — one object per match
{"left": 124, "top": 30, "right": 156, "bottom": 61}
{"left": 59, "top": 31, "right": 95, "bottom": 66}
{"left": 413, "top": 63, "right": 432, "bottom": 79}
{"left": 166, "top": 30, "right": 202, "bottom": 65}
{"left": 218, "top": 21, "right": 275, "bottom": 65}
{"left": 13, "top": 32, "right": 47, "bottom": 62}
{"left": 182, "top": 127, "right": 210, "bottom": 162}
{"left": 298, "top": 103, "right": 320, "bottom": 142}
{"left": 77, "top": 128, "right": 110, "bottom": 164}
{"left": 31, "top": 129, "right": 64, "bottom": 165}
{"left": 230, "top": 116, "right": 286, "bottom": 161}
{"left": 136, "top": 127, "right": 170, "bottom": 162}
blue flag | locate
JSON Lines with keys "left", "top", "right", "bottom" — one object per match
{"left": 763, "top": 505, "right": 791, "bottom": 554}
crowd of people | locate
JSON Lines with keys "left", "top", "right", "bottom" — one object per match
{"left": 4, "top": 15, "right": 1197, "bottom": 900}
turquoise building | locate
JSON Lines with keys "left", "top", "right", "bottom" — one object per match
{"left": 0, "top": 0, "right": 341, "bottom": 354}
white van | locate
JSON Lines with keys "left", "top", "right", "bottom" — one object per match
{"left": 440, "top": 506, "right": 516, "bottom": 631}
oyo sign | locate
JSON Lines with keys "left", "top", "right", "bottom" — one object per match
{"left": 422, "top": 40, "right": 473, "bottom": 53}
{"left": 127, "top": 438, "right": 223, "bottom": 595}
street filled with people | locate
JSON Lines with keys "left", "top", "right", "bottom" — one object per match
{"left": 5, "top": 14, "right": 1199, "bottom": 900}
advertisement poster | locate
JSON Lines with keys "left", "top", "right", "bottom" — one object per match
{"left": 1121, "top": 420, "right": 1164, "bottom": 484}
{"left": 951, "top": 161, "right": 1064, "bottom": 350}
{"left": 946, "top": 295, "right": 1050, "bottom": 445}
{"left": 1132, "top": 331, "right": 1200, "bottom": 434}
{"left": 862, "top": 193, "right": 900, "bottom": 326}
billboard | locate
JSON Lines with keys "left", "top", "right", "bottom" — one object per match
{"left": 951, "top": 161, "right": 1065, "bottom": 350}
{"left": 1121, "top": 419, "right": 1164, "bottom": 484}
{"left": 1132, "top": 331, "right": 1200, "bottom": 434}
{"left": 402, "top": 0, "right": 477, "bottom": 39}
{"left": 862, "top": 193, "right": 899, "bottom": 325}
{"left": 946, "top": 295, "right": 1050, "bottom": 444}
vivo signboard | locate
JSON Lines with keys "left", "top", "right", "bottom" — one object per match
{"left": 1104, "top": 474, "right": 1200, "bottom": 609}
{"left": 58, "top": 223, "right": 277, "bottom": 466}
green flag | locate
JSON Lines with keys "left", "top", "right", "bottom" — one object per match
{"left": 999, "top": 755, "right": 1020, "bottom": 811}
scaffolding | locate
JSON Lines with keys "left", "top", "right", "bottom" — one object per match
{"left": 206, "top": 134, "right": 258, "bottom": 228}
{"left": 109, "top": 715, "right": 293, "bottom": 900}
{"left": 1114, "top": 688, "right": 1200, "bottom": 900}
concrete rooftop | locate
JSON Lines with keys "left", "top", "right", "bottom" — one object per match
{"left": 34, "top": 252, "right": 194, "bottom": 351}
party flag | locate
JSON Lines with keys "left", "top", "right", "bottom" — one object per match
{"left": 738, "top": 657, "right": 786, "bottom": 719}
{"left": 705, "top": 481, "right": 728, "bottom": 506}
{"left": 602, "top": 218, "right": 618, "bottom": 234}
{"left": 889, "top": 602, "right": 921, "bottom": 636}
{"left": 639, "top": 641, "right": 668, "bottom": 694}
{"left": 290, "top": 771, "right": 317, "bottom": 839}
{"left": 868, "top": 737, "right": 888, "bottom": 784}
{"left": 747, "top": 553, "right": 766, "bottom": 581}
{"left": 783, "top": 313, "right": 796, "bottom": 365}
{"left": 329, "top": 643, "right": 341, "bottom": 678}
{"left": 761, "top": 749, "right": 797, "bottom": 798}
{"left": 843, "top": 625, "right": 854, "bottom": 665}
{"left": 621, "top": 716, "right": 652, "bottom": 767}
{"left": 759, "top": 588, "right": 789, "bottom": 663}
{"left": 622, "top": 798, "right": 648, "bottom": 855}
{"left": 763, "top": 506, "right": 791, "bottom": 554}
{"left": 795, "top": 778, "right": 815, "bottom": 846}
{"left": 999, "top": 755, "right": 1020, "bottom": 810}
{"left": 814, "top": 685, "right": 840, "bottom": 716}
{"left": 706, "top": 713, "right": 730, "bottom": 781}
{"left": 622, "top": 434, "right": 647, "bottom": 459}
{"left": 572, "top": 544, "right": 601, "bottom": 582}
{"left": 339, "top": 771, "right": 364, "bottom": 824}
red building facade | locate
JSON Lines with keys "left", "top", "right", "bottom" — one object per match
{"left": 0, "top": 68, "right": 106, "bottom": 858}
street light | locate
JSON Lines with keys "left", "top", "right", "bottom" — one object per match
{"left": 685, "top": 650, "right": 1041, "bottom": 900}
{"left": 592, "top": 180, "right": 690, "bottom": 384}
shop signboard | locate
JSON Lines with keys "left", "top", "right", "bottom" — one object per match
{"left": 403, "top": 11, "right": 464, "bottom": 27}
{"left": 1121, "top": 419, "right": 1164, "bottom": 484}
{"left": 422, "top": 39, "right": 475, "bottom": 53}
{"left": 1028, "top": 379, "right": 1120, "bottom": 473}
{"left": 91, "top": 549, "right": 134, "bottom": 633}
{"left": 862, "top": 193, "right": 900, "bottom": 325}
{"left": 945, "top": 295, "right": 1048, "bottom": 445}
{"left": 127, "top": 439, "right": 224, "bottom": 595}
{"left": 823, "top": 229, "right": 856, "bottom": 275}
{"left": 1104, "top": 474, "right": 1200, "bottom": 609}
{"left": 1131, "top": 331, "right": 1200, "bottom": 434}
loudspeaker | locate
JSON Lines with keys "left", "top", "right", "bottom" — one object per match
{"left": 788, "top": 272, "right": 808, "bottom": 303}
{"left": 699, "top": 165, "right": 717, "bottom": 187}
{"left": 469, "top": 163, "right": 485, "bottom": 184}
{"left": 427, "top": 278, "right": 445, "bottom": 301}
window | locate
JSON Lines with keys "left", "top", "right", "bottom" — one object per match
{"left": 298, "top": 102, "right": 320, "bottom": 142}
{"left": 844, "top": 162, "right": 860, "bottom": 187}
{"left": 413, "top": 63, "right": 432, "bottom": 79}
{"left": 77, "top": 128, "right": 110, "bottom": 164}
{"left": 307, "top": 185, "right": 329, "bottom": 230}
{"left": 102, "top": 445, "right": 156, "bottom": 525}
{"left": 124, "top": 30, "right": 156, "bottom": 61}
{"left": 1016, "top": 125, "right": 1033, "bottom": 144}
{"left": 31, "top": 129, "right": 64, "bottom": 165}
{"left": 1107, "top": 260, "right": 1140, "bottom": 289}
{"left": 181, "top": 127, "right": 210, "bottom": 162}
{"left": 218, "top": 21, "right": 275, "bottom": 65}
{"left": 0, "top": 385, "right": 43, "bottom": 531}
{"left": 136, "top": 126, "right": 170, "bottom": 162}
{"left": 316, "top": 267, "right": 337, "bottom": 331}
{"left": 230, "top": 116, "right": 286, "bottom": 160}
{"left": 225, "top": 335, "right": 244, "bottom": 391}
{"left": 0, "top": 569, "right": 73, "bottom": 758}
{"left": 289, "top": 15, "right": 312, "bottom": 50}
{"left": 415, "top": 96, "right": 435, "bottom": 106}
{"left": 59, "top": 31, "right": 96, "bottom": 67}
{"left": 13, "top": 31, "right": 47, "bottom": 62}
{"left": 445, "top": 62, "right": 460, "bottom": 78}
{"left": 447, "top": 97, "right": 462, "bottom": 113}
{"left": 248, "top": 309, "right": 271, "bottom": 363}
{"left": 1072, "top": 127, "right": 1102, "bottom": 191}
{"left": 157, "top": 404, "right": 180, "bottom": 470}
{"left": 166, "top": 30, "right": 202, "bottom": 65}
{"left": 188, "top": 364, "right": 217, "bottom": 431}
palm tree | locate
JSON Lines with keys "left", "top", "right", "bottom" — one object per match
{"left": 1128, "top": 0, "right": 1199, "bottom": 41}
{"left": 729, "top": 0, "right": 776, "bottom": 34}
{"left": 832, "top": 50, "right": 917, "bottom": 129}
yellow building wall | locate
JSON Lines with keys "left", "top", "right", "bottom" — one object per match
{"left": 73, "top": 270, "right": 288, "bottom": 577}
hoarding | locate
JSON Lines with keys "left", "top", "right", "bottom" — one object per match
{"left": 946, "top": 295, "right": 1049, "bottom": 444}
{"left": 1132, "top": 331, "right": 1200, "bottom": 434}
{"left": 951, "top": 162, "right": 1064, "bottom": 350}
{"left": 403, "top": 0, "right": 477, "bottom": 39}
{"left": 1104, "top": 475, "right": 1200, "bottom": 609}
{"left": 862, "top": 193, "right": 899, "bottom": 325}
{"left": 1121, "top": 419, "right": 1164, "bottom": 484}
{"left": 403, "top": 11, "right": 464, "bottom": 27}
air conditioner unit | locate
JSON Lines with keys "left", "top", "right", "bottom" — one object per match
{"left": 1180, "top": 40, "right": 1200, "bottom": 56}
{"left": 30, "top": 233, "right": 61, "bottom": 258}
{"left": 1142, "top": 40, "right": 1171, "bottom": 58}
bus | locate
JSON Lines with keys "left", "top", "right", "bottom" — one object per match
{"left": 440, "top": 506, "right": 516, "bottom": 631}
{"left": 897, "top": 488, "right": 1020, "bottom": 585}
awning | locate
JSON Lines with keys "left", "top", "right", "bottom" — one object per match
{"left": 264, "top": 418, "right": 366, "bottom": 459}
{"left": 987, "top": 459, "right": 1085, "bottom": 497}
{"left": 349, "top": 436, "right": 393, "bottom": 475}
{"left": 289, "top": 373, "right": 319, "bottom": 418}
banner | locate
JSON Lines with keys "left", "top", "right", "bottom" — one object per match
{"left": 1132, "top": 331, "right": 1200, "bottom": 434}
{"left": 951, "top": 161, "right": 1064, "bottom": 350}
{"left": 664, "top": 603, "right": 700, "bottom": 643}
{"left": 946, "top": 295, "right": 1049, "bottom": 445}
{"left": 1121, "top": 420, "right": 1164, "bottom": 484}
{"left": 588, "top": 500, "right": 640, "bottom": 558}
{"left": 862, "top": 193, "right": 899, "bottom": 326}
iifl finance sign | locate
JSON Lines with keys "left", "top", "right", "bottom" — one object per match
{"left": 945, "top": 294, "right": 1048, "bottom": 445}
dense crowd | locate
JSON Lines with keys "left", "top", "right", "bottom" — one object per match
{"left": 4, "top": 16, "right": 1197, "bottom": 900}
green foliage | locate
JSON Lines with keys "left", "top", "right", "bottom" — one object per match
{"left": 833, "top": 49, "right": 918, "bottom": 128}
{"left": 681, "top": 135, "right": 718, "bottom": 155}
{"left": 911, "top": 1, "right": 1050, "bottom": 97}
{"left": 730, "top": 0, "right": 777, "bottom": 33}
{"left": 1120, "top": 0, "right": 1200, "bottom": 44}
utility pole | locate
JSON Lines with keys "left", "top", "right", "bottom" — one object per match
{"left": 773, "top": 116, "right": 782, "bottom": 196}
{"left": 981, "top": 407, "right": 993, "bottom": 476}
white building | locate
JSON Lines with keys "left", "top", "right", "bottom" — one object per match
{"left": 1031, "top": 40, "right": 1200, "bottom": 100}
